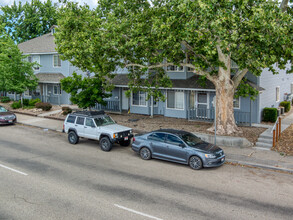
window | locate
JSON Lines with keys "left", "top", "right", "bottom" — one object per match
{"left": 66, "top": 115, "right": 76, "bottom": 123}
{"left": 167, "top": 65, "right": 184, "bottom": 72}
{"left": 276, "top": 87, "right": 280, "bottom": 102}
{"left": 148, "top": 133, "right": 166, "bottom": 142}
{"left": 167, "top": 90, "right": 184, "bottom": 110}
{"left": 85, "top": 118, "right": 95, "bottom": 127}
{"left": 24, "top": 90, "right": 32, "bottom": 96}
{"left": 132, "top": 91, "right": 147, "bottom": 106}
{"left": 27, "top": 55, "right": 40, "bottom": 70}
{"left": 53, "top": 55, "right": 61, "bottom": 67}
{"left": 53, "top": 85, "right": 62, "bottom": 95}
{"left": 76, "top": 117, "right": 85, "bottom": 125}
{"left": 233, "top": 97, "right": 240, "bottom": 109}
{"left": 166, "top": 134, "right": 184, "bottom": 146}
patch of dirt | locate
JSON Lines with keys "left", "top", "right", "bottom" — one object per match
{"left": 273, "top": 124, "right": 293, "bottom": 156}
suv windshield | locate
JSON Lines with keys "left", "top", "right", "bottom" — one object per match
{"left": 94, "top": 116, "right": 115, "bottom": 126}
{"left": 180, "top": 133, "right": 203, "bottom": 147}
{"left": 0, "top": 106, "right": 8, "bottom": 112}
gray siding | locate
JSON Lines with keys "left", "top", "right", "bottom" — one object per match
{"left": 259, "top": 63, "right": 293, "bottom": 120}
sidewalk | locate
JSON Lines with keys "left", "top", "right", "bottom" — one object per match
{"left": 15, "top": 113, "right": 293, "bottom": 174}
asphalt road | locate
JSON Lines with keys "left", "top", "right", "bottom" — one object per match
{"left": 0, "top": 125, "right": 293, "bottom": 220}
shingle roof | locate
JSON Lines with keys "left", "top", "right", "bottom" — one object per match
{"left": 110, "top": 74, "right": 264, "bottom": 91}
{"left": 110, "top": 74, "right": 215, "bottom": 90}
{"left": 18, "top": 33, "right": 56, "bottom": 54}
{"left": 35, "top": 73, "right": 65, "bottom": 83}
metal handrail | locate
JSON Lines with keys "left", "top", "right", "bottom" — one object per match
{"left": 271, "top": 116, "right": 281, "bottom": 147}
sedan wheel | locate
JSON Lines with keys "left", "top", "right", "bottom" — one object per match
{"left": 140, "top": 147, "right": 151, "bottom": 160}
{"left": 189, "top": 156, "right": 203, "bottom": 170}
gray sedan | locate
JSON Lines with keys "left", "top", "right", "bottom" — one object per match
{"left": 132, "top": 129, "right": 225, "bottom": 170}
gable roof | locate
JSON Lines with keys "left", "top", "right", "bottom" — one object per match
{"left": 18, "top": 33, "right": 56, "bottom": 54}
{"left": 35, "top": 73, "right": 65, "bottom": 84}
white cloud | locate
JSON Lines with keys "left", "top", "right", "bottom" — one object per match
{"left": 0, "top": 0, "right": 98, "bottom": 8}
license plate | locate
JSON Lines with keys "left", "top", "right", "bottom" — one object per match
{"left": 124, "top": 137, "right": 128, "bottom": 141}
{"left": 8, "top": 120, "right": 12, "bottom": 123}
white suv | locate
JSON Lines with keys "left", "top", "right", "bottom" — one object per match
{"left": 63, "top": 111, "right": 133, "bottom": 151}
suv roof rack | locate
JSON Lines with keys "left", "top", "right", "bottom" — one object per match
{"left": 72, "top": 110, "right": 105, "bottom": 116}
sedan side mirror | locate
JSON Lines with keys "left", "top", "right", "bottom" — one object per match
{"left": 179, "top": 143, "right": 185, "bottom": 148}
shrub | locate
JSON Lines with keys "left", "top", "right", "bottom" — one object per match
{"left": 0, "top": 96, "right": 11, "bottom": 103}
{"left": 29, "top": 98, "right": 41, "bottom": 106}
{"left": 280, "top": 101, "right": 291, "bottom": 112}
{"left": 263, "top": 108, "right": 278, "bottom": 122}
{"left": 11, "top": 101, "right": 21, "bottom": 109}
{"left": 35, "top": 102, "right": 52, "bottom": 111}
{"left": 23, "top": 99, "right": 30, "bottom": 106}
{"left": 62, "top": 106, "right": 72, "bottom": 115}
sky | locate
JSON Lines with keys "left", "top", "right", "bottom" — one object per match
{"left": 0, "top": 0, "right": 98, "bottom": 8}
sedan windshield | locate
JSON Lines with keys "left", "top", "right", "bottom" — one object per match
{"left": 0, "top": 106, "right": 8, "bottom": 112}
{"left": 94, "top": 116, "right": 115, "bottom": 126}
{"left": 180, "top": 133, "right": 203, "bottom": 146}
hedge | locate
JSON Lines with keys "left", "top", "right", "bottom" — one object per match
{"left": 11, "top": 101, "right": 21, "bottom": 109}
{"left": 0, "top": 96, "right": 11, "bottom": 103}
{"left": 280, "top": 101, "right": 291, "bottom": 112}
{"left": 35, "top": 102, "right": 52, "bottom": 111}
{"left": 62, "top": 106, "right": 72, "bottom": 115}
{"left": 263, "top": 108, "right": 278, "bottom": 122}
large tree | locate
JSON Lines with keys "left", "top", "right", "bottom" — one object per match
{"left": 56, "top": 0, "right": 293, "bottom": 135}
{"left": 0, "top": 24, "right": 38, "bottom": 95}
{"left": 0, "top": 0, "right": 59, "bottom": 43}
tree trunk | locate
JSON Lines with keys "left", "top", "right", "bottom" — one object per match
{"left": 208, "top": 45, "right": 241, "bottom": 135}
{"left": 211, "top": 81, "right": 241, "bottom": 135}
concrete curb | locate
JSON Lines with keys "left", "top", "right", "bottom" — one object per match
{"left": 226, "top": 159, "right": 293, "bottom": 174}
{"left": 16, "top": 122, "right": 63, "bottom": 133}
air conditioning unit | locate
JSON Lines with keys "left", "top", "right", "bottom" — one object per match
{"left": 280, "top": 106, "right": 285, "bottom": 115}
{"left": 277, "top": 108, "right": 281, "bottom": 116}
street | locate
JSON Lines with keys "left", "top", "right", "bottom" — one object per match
{"left": 0, "top": 125, "right": 293, "bottom": 220}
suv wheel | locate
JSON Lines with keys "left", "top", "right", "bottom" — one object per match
{"left": 120, "top": 140, "right": 131, "bottom": 147}
{"left": 139, "top": 147, "right": 151, "bottom": 160}
{"left": 189, "top": 156, "right": 203, "bottom": 170}
{"left": 68, "top": 131, "right": 79, "bottom": 144}
{"left": 100, "top": 137, "right": 113, "bottom": 152}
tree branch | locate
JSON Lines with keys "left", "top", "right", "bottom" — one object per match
{"left": 280, "top": 0, "right": 289, "bottom": 12}
{"left": 232, "top": 68, "right": 249, "bottom": 88}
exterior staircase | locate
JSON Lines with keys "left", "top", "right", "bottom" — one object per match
{"left": 252, "top": 124, "right": 273, "bottom": 150}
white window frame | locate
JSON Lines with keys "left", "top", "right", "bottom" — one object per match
{"left": 53, "top": 55, "right": 61, "bottom": 68}
{"left": 131, "top": 91, "right": 147, "bottom": 107}
{"left": 166, "top": 90, "right": 185, "bottom": 110}
{"left": 27, "top": 55, "right": 40, "bottom": 71}
{"left": 166, "top": 65, "right": 184, "bottom": 72}
{"left": 276, "top": 86, "right": 280, "bottom": 102}
{"left": 233, "top": 97, "right": 240, "bottom": 109}
{"left": 53, "top": 85, "right": 62, "bottom": 95}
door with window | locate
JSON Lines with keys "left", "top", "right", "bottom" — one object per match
{"left": 197, "top": 92, "right": 208, "bottom": 118}
{"left": 148, "top": 132, "right": 167, "bottom": 158}
{"left": 165, "top": 134, "right": 187, "bottom": 163}
{"left": 122, "top": 89, "right": 129, "bottom": 110}
{"left": 84, "top": 118, "right": 98, "bottom": 140}
{"left": 75, "top": 117, "right": 85, "bottom": 136}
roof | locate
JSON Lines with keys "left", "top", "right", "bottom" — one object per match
{"left": 35, "top": 73, "right": 65, "bottom": 84}
{"left": 154, "top": 129, "right": 190, "bottom": 135}
{"left": 110, "top": 74, "right": 264, "bottom": 91}
{"left": 71, "top": 111, "right": 105, "bottom": 117}
{"left": 110, "top": 74, "right": 215, "bottom": 90}
{"left": 18, "top": 33, "right": 56, "bottom": 54}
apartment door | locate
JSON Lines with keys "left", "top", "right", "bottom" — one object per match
{"left": 122, "top": 89, "right": 129, "bottom": 110}
{"left": 196, "top": 92, "right": 208, "bottom": 118}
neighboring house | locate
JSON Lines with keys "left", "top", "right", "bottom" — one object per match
{"left": 7, "top": 26, "right": 86, "bottom": 105}
{"left": 8, "top": 26, "right": 293, "bottom": 124}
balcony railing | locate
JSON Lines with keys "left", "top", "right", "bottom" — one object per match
{"left": 188, "top": 108, "right": 251, "bottom": 126}
{"left": 94, "top": 100, "right": 120, "bottom": 112}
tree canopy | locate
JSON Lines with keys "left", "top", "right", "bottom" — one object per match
{"left": 0, "top": 0, "right": 59, "bottom": 43}
{"left": 0, "top": 24, "right": 38, "bottom": 94}
{"left": 55, "top": 0, "right": 293, "bottom": 134}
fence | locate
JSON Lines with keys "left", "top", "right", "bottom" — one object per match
{"left": 94, "top": 100, "right": 120, "bottom": 112}
{"left": 188, "top": 108, "right": 251, "bottom": 126}
{"left": 272, "top": 117, "right": 281, "bottom": 147}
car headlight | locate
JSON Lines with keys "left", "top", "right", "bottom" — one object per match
{"left": 205, "top": 154, "right": 216, "bottom": 159}
{"left": 130, "top": 130, "right": 133, "bottom": 134}
{"left": 113, "top": 133, "right": 118, "bottom": 138}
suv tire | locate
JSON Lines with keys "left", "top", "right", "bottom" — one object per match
{"left": 100, "top": 136, "right": 113, "bottom": 151}
{"left": 68, "top": 131, "right": 79, "bottom": 144}
{"left": 120, "top": 140, "right": 131, "bottom": 147}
